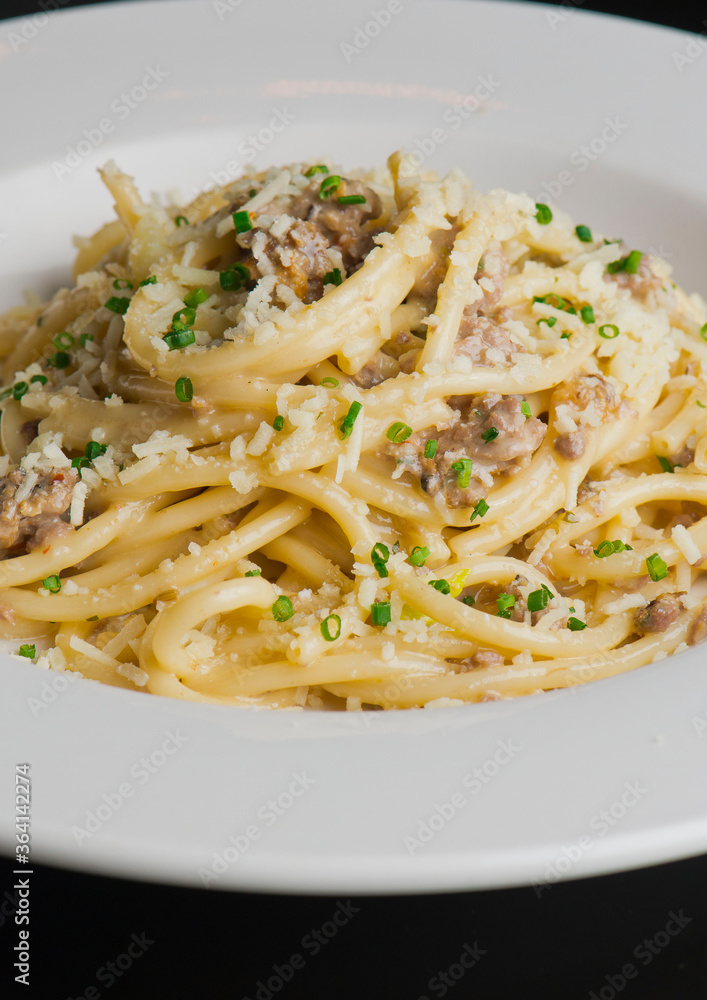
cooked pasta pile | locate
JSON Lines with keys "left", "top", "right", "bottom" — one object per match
{"left": 1, "top": 150, "right": 707, "bottom": 709}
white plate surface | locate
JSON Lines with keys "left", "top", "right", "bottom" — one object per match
{"left": 1, "top": 0, "right": 707, "bottom": 893}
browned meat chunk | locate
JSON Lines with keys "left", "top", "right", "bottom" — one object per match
{"left": 412, "top": 226, "right": 459, "bottom": 299}
{"left": 455, "top": 314, "right": 524, "bottom": 366}
{"left": 242, "top": 219, "right": 333, "bottom": 303}
{"left": 454, "top": 648, "right": 505, "bottom": 671}
{"left": 604, "top": 251, "right": 664, "bottom": 302}
{"left": 552, "top": 374, "right": 620, "bottom": 462}
{"left": 635, "top": 594, "right": 682, "bottom": 634}
{"left": 554, "top": 430, "right": 587, "bottom": 461}
{"left": 350, "top": 351, "right": 399, "bottom": 389}
{"left": 390, "top": 394, "right": 546, "bottom": 508}
{"left": 290, "top": 178, "right": 382, "bottom": 272}
{"left": 0, "top": 468, "right": 77, "bottom": 555}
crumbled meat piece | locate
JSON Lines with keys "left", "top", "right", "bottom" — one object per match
{"left": 635, "top": 594, "right": 682, "bottom": 634}
{"left": 467, "top": 241, "right": 509, "bottom": 318}
{"left": 688, "top": 601, "right": 707, "bottom": 645}
{"left": 454, "top": 648, "right": 505, "bottom": 671}
{"left": 554, "top": 430, "right": 587, "bottom": 461}
{"left": 0, "top": 468, "right": 77, "bottom": 554}
{"left": 454, "top": 314, "right": 524, "bottom": 366}
{"left": 290, "top": 177, "right": 382, "bottom": 272}
{"left": 0, "top": 605, "right": 15, "bottom": 624}
{"left": 667, "top": 444, "right": 695, "bottom": 470}
{"left": 29, "top": 518, "right": 74, "bottom": 551}
{"left": 242, "top": 219, "right": 333, "bottom": 303}
{"left": 667, "top": 502, "right": 706, "bottom": 531}
{"left": 350, "top": 352, "right": 399, "bottom": 388}
{"left": 389, "top": 394, "right": 546, "bottom": 507}
{"left": 604, "top": 251, "right": 664, "bottom": 302}
{"left": 20, "top": 421, "right": 39, "bottom": 446}
{"left": 552, "top": 374, "right": 621, "bottom": 461}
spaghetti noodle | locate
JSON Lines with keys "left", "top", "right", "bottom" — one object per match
{"left": 1, "top": 150, "right": 707, "bottom": 709}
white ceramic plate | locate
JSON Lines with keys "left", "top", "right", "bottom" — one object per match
{"left": 2, "top": 0, "right": 707, "bottom": 893}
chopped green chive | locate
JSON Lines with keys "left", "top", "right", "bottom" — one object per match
{"left": 30, "top": 374, "right": 47, "bottom": 385}
{"left": 86, "top": 615, "right": 99, "bottom": 621}
{"left": 175, "top": 376, "right": 193, "bottom": 403}
{"left": 12, "top": 382, "right": 28, "bottom": 400}
{"left": 593, "top": 539, "right": 633, "bottom": 558}
{"left": 423, "top": 439, "right": 438, "bottom": 459}
{"left": 387, "top": 421, "right": 412, "bottom": 443}
{"left": 537, "top": 316, "right": 557, "bottom": 328}
{"left": 175, "top": 215, "right": 189, "bottom": 227}
{"left": 47, "top": 352, "right": 70, "bottom": 368}
{"left": 18, "top": 644, "right": 35, "bottom": 658}
{"left": 319, "top": 175, "right": 341, "bottom": 199}
{"left": 171, "top": 307, "right": 197, "bottom": 332}
{"left": 408, "top": 546, "right": 430, "bottom": 567}
{"left": 105, "top": 296, "right": 130, "bottom": 315}
{"left": 607, "top": 250, "right": 642, "bottom": 275}
{"left": 646, "top": 553, "right": 668, "bottom": 582}
{"left": 575, "top": 225, "right": 593, "bottom": 242}
{"left": 272, "top": 596, "right": 295, "bottom": 622}
{"left": 184, "top": 288, "right": 208, "bottom": 309}
{"left": 139, "top": 275, "right": 157, "bottom": 286}
{"left": 320, "top": 614, "right": 342, "bottom": 641}
{"left": 697, "top": 401, "right": 706, "bottom": 408}
{"left": 337, "top": 194, "right": 367, "bottom": 205}
{"left": 451, "top": 457, "right": 473, "bottom": 489}
{"left": 42, "top": 575, "right": 61, "bottom": 593}
{"left": 371, "top": 542, "right": 390, "bottom": 578}
{"left": 272, "top": 415, "right": 285, "bottom": 431}
{"left": 580, "top": 305, "right": 595, "bottom": 324}
{"left": 428, "top": 579, "right": 451, "bottom": 595}
{"left": 245, "top": 569, "right": 261, "bottom": 577}
{"left": 520, "top": 401, "right": 532, "bottom": 419}
{"left": 481, "top": 427, "right": 499, "bottom": 443}
{"left": 533, "top": 293, "right": 577, "bottom": 315}
{"left": 598, "top": 324, "right": 619, "bottom": 339}
{"left": 462, "top": 595, "right": 475, "bottom": 606}
{"left": 113, "top": 278, "right": 133, "bottom": 290}
{"left": 233, "top": 210, "right": 253, "bottom": 233}
{"left": 496, "top": 593, "right": 516, "bottom": 618}
{"left": 567, "top": 617, "right": 587, "bottom": 631}
{"left": 470, "top": 498, "right": 489, "bottom": 523}
{"left": 79, "top": 333, "right": 94, "bottom": 347}
{"left": 339, "top": 400, "right": 362, "bottom": 439}
{"left": 53, "top": 332, "right": 74, "bottom": 349}
{"left": 623, "top": 250, "right": 643, "bottom": 274}
{"left": 163, "top": 329, "right": 196, "bottom": 351}
{"left": 84, "top": 441, "right": 107, "bottom": 460}
{"left": 527, "top": 587, "right": 554, "bottom": 612}
{"left": 220, "top": 264, "right": 250, "bottom": 290}
{"left": 700, "top": 323, "right": 707, "bottom": 341}
{"left": 560, "top": 332, "right": 571, "bottom": 340}
{"left": 305, "top": 164, "right": 328, "bottom": 177}
{"left": 657, "top": 456, "right": 674, "bottom": 473}
{"left": 249, "top": 189, "right": 258, "bottom": 198}
{"left": 71, "top": 456, "right": 90, "bottom": 473}
{"left": 320, "top": 377, "right": 339, "bottom": 388}
{"left": 535, "top": 203, "right": 552, "bottom": 225}
{"left": 323, "top": 268, "right": 343, "bottom": 286}
{"left": 370, "top": 601, "right": 391, "bottom": 626}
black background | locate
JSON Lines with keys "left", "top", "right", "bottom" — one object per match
{"left": 2, "top": 1, "right": 707, "bottom": 997}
